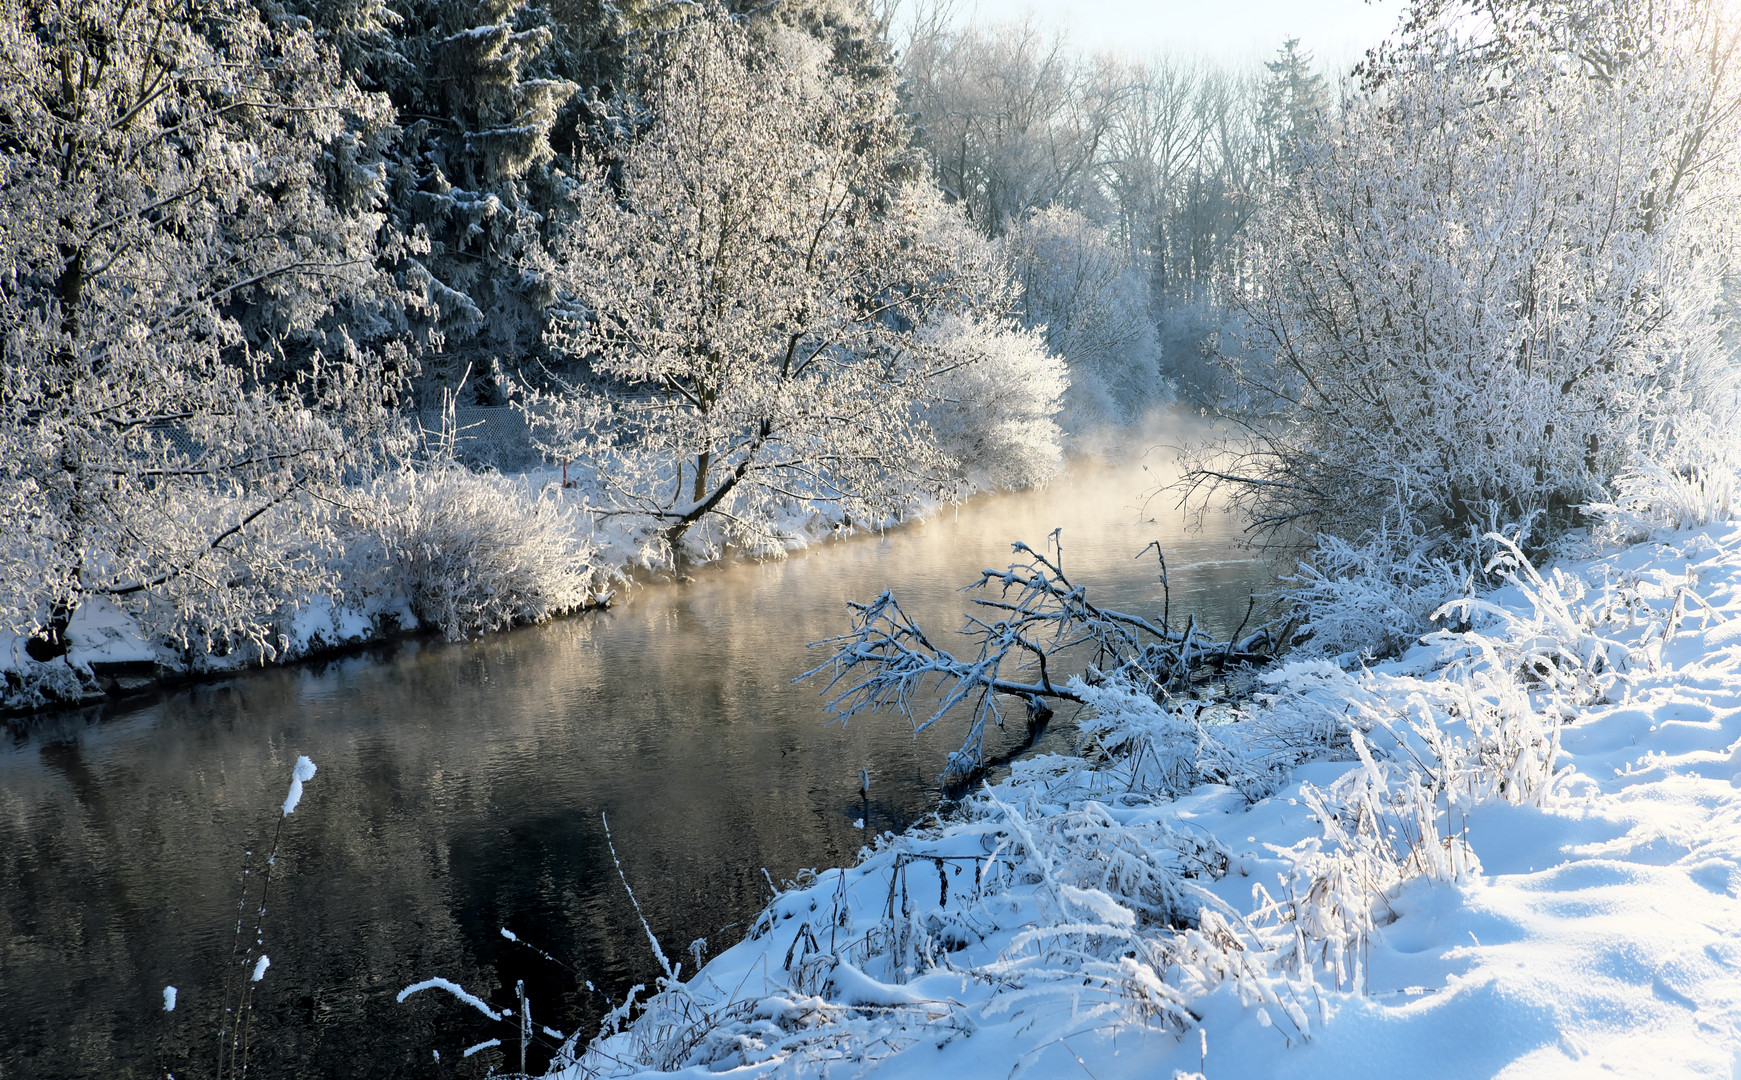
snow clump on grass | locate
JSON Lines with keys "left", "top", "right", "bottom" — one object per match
{"left": 281, "top": 756, "right": 317, "bottom": 816}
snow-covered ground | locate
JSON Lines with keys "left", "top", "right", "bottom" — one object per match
{"left": 543, "top": 524, "right": 1741, "bottom": 1078}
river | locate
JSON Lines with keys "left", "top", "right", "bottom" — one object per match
{"left": 0, "top": 438, "right": 1274, "bottom": 1079}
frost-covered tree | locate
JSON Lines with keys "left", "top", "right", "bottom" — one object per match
{"left": 1001, "top": 207, "right": 1166, "bottom": 431}
{"left": 1192, "top": 6, "right": 1741, "bottom": 567}
{"left": 920, "top": 314, "right": 1067, "bottom": 490}
{"left": 533, "top": 8, "right": 1057, "bottom": 561}
{"left": 1255, "top": 38, "right": 1330, "bottom": 174}
{"left": 260, "top": 0, "right": 641, "bottom": 399}
{"left": 898, "top": 15, "right": 1116, "bottom": 234}
{"left": 0, "top": 0, "right": 404, "bottom": 659}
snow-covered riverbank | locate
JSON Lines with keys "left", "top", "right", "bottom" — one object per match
{"left": 547, "top": 524, "right": 1741, "bottom": 1078}
{"left": 0, "top": 464, "right": 960, "bottom": 718}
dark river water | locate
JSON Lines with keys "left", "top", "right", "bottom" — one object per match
{"left": 0, "top": 437, "right": 1274, "bottom": 1079}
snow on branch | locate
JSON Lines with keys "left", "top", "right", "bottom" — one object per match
{"left": 801, "top": 533, "right": 1275, "bottom": 781}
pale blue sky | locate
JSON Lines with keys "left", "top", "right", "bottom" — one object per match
{"left": 949, "top": 0, "right": 1401, "bottom": 66}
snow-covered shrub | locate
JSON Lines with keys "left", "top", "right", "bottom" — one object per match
{"left": 1002, "top": 207, "right": 1169, "bottom": 433}
{"left": 1285, "top": 530, "right": 1473, "bottom": 661}
{"left": 1072, "top": 679, "right": 1252, "bottom": 797}
{"left": 919, "top": 314, "right": 1067, "bottom": 491}
{"left": 1192, "top": 12, "right": 1741, "bottom": 568}
{"left": 370, "top": 468, "right": 603, "bottom": 640}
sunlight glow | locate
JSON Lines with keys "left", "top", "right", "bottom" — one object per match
{"left": 934, "top": 0, "right": 1400, "bottom": 63}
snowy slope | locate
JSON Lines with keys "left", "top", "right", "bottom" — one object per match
{"left": 543, "top": 525, "right": 1741, "bottom": 1079}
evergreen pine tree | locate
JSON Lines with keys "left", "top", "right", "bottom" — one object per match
{"left": 1257, "top": 38, "right": 1330, "bottom": 175}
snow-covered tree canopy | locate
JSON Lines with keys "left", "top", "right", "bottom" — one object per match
{"left": 531, "top": 6, "right": 1060, "bottom": 562}
{"left": 0, "top": 0, "right": 406, "bottom": 656}
{"left": 1001, "top": 206, "right": 1166, "bottom": 431}
{"left": 1192, "top": 4, "right": 1741, "bottom": 563}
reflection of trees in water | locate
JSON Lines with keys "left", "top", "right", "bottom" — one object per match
{"left": 0, "top": 443, "right": 1275, "bottom": 1079}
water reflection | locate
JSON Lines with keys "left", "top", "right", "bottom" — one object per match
{"left": 0, "top": 434, "right": 1273, "bottom": 1079}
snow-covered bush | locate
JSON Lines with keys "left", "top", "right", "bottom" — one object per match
{"left": 1002, "top": 207, "right": 1169, "bottom": 432}
{"left": 369, "top": 468, "right": 604, "bottom": 640}
{"left": 919, "top": 314, "right": 1067, "bottom": 491}
{"left": 1193, "top": 9, "right": 1741, "bottom": 568}
{"left": 1072, "top": 680, "right": 1251, "bottom": 797}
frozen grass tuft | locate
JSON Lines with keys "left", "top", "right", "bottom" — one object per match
{"left": 1283, "top": 529, "right": 1473, "bottom": 662}
{"left": 1585, "top": 460, "right": 1738, "bottom": 545}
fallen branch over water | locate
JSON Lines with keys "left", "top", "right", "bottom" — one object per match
{"left": 801, "top": 532, "right": 1277, "bottom": 781}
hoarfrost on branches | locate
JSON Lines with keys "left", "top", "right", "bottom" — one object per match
{"left": 0, "top": 0, "right": 409, "bottom": 663}
{"left": 1186, "top": 6, "right": 1741, "bottom": 652}
{"left": 529, "top": 6, "right": 1062, "bottom": 563}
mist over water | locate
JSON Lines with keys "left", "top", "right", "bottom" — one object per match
{"left": 0, "top": 420, "right": 1275, "bottom": 1079}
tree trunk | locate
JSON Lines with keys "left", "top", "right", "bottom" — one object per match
{"left": 692, "top": 450, "right": 710, "bottom": 504}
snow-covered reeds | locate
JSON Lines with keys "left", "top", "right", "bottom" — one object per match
{"left": 1246, "top": 536, "right": 1635, "bottom": 1004}
{"left": 1585, "top": 452, "right": 1740, "bottom": 547}
{"left": 207, "top": 756, "right": 317, "bottom": 1080}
